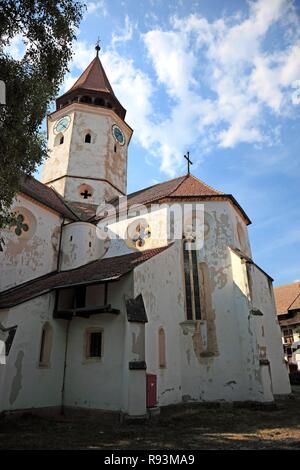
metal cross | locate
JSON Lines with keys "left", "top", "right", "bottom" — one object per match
{"left": 80, "top": 189, "right": 92, "bottom": 199}
{"left": 184, "top": 151, "right": 193, "bottom": 175}
{"left": 95, "top": 37, "right": 101, "bottom": 56}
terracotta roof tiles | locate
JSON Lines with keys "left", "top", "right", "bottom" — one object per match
{"left": 0, "top": 246, "right": 171, "bottom": 309}
{"left": 274, "top": 282, "right": 300, "bottom": 315}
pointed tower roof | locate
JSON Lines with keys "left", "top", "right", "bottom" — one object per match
{"left": 68, "top": 55, "right": 115, "bottom": 95}
{"left": 56, "top": 44, "right": 126, "bottom": 119}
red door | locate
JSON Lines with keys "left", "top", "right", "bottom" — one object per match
{"left": 146, "top": 374, "right": 157, "bottom": 408}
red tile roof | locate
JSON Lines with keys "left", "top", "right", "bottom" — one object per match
{"left": 68, "top": 56, "right": 115, "bottom": 95}
{"left": 0, "top": 246, "right": 171, "bottom": 309}
{"left": 274, "top": 282, "right": 300, "bottom": 315}
{"left": 96, "top": 174, "right": 251, "bottom": 225}
{"left": 20, "top": 175, "right": 78, "bottom": 220}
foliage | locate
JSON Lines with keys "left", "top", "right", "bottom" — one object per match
{"left": 0, "top": 0, "right": 85, "bottom": 226}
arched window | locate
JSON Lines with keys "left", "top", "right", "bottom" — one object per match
{"left": 85, "top": 133, "right": 91, "bottom": 144}
{"left": 94, "top": 97, "right": 105, "bottom": 106}
{"left": 158, "top": 327, "right": 166, "bottom": 368}
{"left": 39, "top": 322, "right": 53, "bottom": 367}
{"left": 80, "top": 96, "right": 92, "bottom": 104}
{"left": 183, "top": 239, "right": 201, "bottom": 320}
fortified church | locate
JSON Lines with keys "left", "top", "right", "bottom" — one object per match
{"left": 0, "top": 45, "right": 290, "bottom": 416}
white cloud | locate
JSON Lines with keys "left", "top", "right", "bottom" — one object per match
{"left": 112, "top": 15, "right": 135, "bottom": 45}
{"left": 62, "top": 0, "right": 300, "bottom": 176}
{"left": 85, "top": 1, "right": 108, "bottom": 18}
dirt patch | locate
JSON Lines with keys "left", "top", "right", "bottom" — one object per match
{"left": 0, "top": 387, "right": 300, "bottom": 450}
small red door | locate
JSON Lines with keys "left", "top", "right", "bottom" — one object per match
{"left": 146, "top": 373, "right": 157, "bottom": 408}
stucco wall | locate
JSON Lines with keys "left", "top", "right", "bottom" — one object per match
{"left": 0, "top": 195, "right": 62, "bottom": 291}
{"left": 248, "top": 263, "right": 291, "bottom": 396}
{"left": 0, "top": 294, "right": 66, "bottom": 412}
{"left": 133, "top": 200, "right": 285, "bottom": 406}
{"left": 42, "top": 104, "right": 132, "bottom": 205}
{"left": 63, "top": 275, "right": 134, "bottom": 412}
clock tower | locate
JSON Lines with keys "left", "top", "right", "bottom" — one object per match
{"left": 41, "top": 45, "right": 133, "bottom": 207}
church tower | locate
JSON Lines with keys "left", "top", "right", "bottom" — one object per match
{"left": 41, "top": 44, "right": 133, "bottom": 206}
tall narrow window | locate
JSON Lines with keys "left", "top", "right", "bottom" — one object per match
{"left": 60, "top": 135, "right": 64, "bottom": 145}
{"left": 85, "top": 133, "right": 91, "bottom": 143}
{"left": 39, "top": 322, "right": 53, "bottom": 367}
{"left": 158, "top": 327, "right": 166, "bottom": 368}
{"left": 114, "top": 144, "right": 117, "bottom": 153}
{"left": 85, "top": 329, "right": 103, "bottom": 360}
{"left": 183, "top": 240, "right": 201, "bottom": 320}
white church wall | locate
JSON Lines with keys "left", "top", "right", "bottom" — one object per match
{"left": 103, "top": 205, "right": 169, "bottom": 259}
{"left": 0, "top": 293, "right": 66, "bottom": 412}
{"left": 248, "top": 263, "right": 291, "bottom": 396}
{"left": 0, "top": 195, "right": 62, "bottom": 291}
{"left": 134, "top": 242, "right": 183, "bottom": 407}
{"left": 63, "top": 275, "right": 133, "bottom": 412}
{"left": 60, "top": 221, "right": 109, "bottom": 270}
{"left": 133, "top": 200, "right": 283, "bottom": 407}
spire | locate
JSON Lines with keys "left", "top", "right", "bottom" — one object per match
{"left": 56, "top": 45, "right": 126, "bottom": 119}
{"left": 95, "top": 37, "right": 101, "bottom": 57}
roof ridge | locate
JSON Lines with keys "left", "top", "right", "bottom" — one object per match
{"left": 168, "top": 174, "right": 190, "bottom": 196}
{"left": 126, "top": 175, "right": 186, "bottom": 199}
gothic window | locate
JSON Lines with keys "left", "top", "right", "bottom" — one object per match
{"left": 85, "top": 329, "right": 102, "bottom": 360}
{"left": 183, "top": 240, "right": 201, "bottom": 321}
{"left": 14, "top": 214, "right": 29, "bottom": 236}
{"left": 158, "top": 327, "right": 166, "bottom": 368}
{"left": 85, "top": 133, "right": 91, "bottom": 143}
{"left": 39, "top": 322, "right": 53, "bottom": 367}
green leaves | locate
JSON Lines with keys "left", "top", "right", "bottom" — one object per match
{"left": 0, "top": 0, "right": 85, "bottom": 226}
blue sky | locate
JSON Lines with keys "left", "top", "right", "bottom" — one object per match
{"left": 8, "top": 0, "right": 300, "bottom": 285}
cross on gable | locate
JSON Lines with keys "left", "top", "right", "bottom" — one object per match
{"left": 184, "top": 151, "right": 193, "bottom": 175}
{"left": 80, "top": 189, "right": 92, "bottom": 199}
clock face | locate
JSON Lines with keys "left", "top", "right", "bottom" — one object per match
{"left": 54, "top": 115, "right": 71, "bottom": 134}
{"left": 112, "top": 124, "right": 125, "bottom": 145}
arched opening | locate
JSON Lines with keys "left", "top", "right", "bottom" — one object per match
{"left": 39, "top": 322, "right": 53, "bottom": 367}
{"left": 80, "top": 96, "right": 92, "bottom": 104}
{"left": 85, "top": 133, "right": 91, "bottom": 144}
{"left": 94, "top": 97, "right": 105, "bottom": 106}
{"left": 54, "top": 133, "right": 64, "bottom": 146}
{"left": 158, "top": 327, "right": 166, "bottom": 368}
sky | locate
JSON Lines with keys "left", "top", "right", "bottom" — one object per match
{"left": 7, "top": 0, "right": 300, "bottom": 286}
